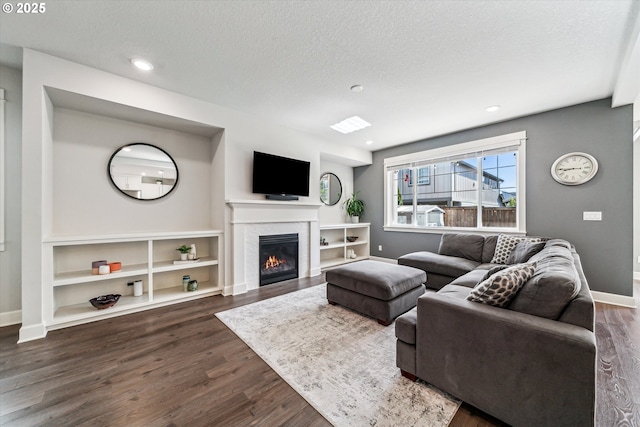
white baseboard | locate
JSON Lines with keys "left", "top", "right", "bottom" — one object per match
{"left": 369, "top": 256, "right": 398, "bottom": 264}
{"left": 18, "top": 322, "right": 47, "bottom": 343}
{"left": 309, "top": 267, "right": 322, "bottom": 277}
{"left": 225, "top": 282, "right": 247, "bottom": 296}
{"left": 0, "top": 310, "right": 21, "bottom": 327}
{"left": 591, "top": 290, "right": 636, "bottom": 308}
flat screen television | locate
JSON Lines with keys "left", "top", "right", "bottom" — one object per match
{"left": 252, "top": 151, "right": 310, "bottom": 199}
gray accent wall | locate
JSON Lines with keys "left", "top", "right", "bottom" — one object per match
{"left": 355, "top": 98, "right": 633, "bottom": 297}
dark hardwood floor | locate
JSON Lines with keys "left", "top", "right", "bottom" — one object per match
{"left": 1, "top": 276, "right": 638, "bottom": 426}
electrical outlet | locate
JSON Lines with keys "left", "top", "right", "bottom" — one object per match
{"left": 637, "top": 256, "right": 640, "bottom": 264}
{"left": 582, "top": 211, "right": 602, "bottom": 221}
{"left": 378, "top": 245, "right": 383, "bottom": 251}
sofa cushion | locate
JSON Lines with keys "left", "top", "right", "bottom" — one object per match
{"left": 449, "top": 269, "right": 489, "bottom": 288}
{"left": 481, "top": 235, "right": 499, "bottom": 263}
{"left": 508, "top": 249, "right": 581, "bottom": 319}
{"left": 481, "top": 264, "right": 510, "bottom": 279}
{"left": 467, "top": 263, "right": 537, "bottom": 307}
{"left": 529, "top": 244, "right": 574, "bottom": 263}
{"left": 395, "top": 307, "right": 417, "bottom": 344}
{"left": 436, "top": 283, "right": 474, "bottom": 299}
{"left": 398, "top": 251, "right": 480, "bottom": 278}
{"left": 491, "top": 234, "right": 544, "bottom": 264}
{"left": 507, "top": 240, "right": 546, "bottom": 264}
{"left": 544, "top": 239, "right": 572, "bottom": 249}
{"left": 438, "top": 233, "right": 485, "bottom": 262}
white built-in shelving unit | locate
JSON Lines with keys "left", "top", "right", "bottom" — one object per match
{"left": 319, "top": 223, "right": 370, "bottom": 269}
{"left": 43, "top": 230, "right": 223, "bottom": 330}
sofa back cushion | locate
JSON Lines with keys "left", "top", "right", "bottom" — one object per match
{"left": 481, "top": 235, "right": 499, "bottom": 263}
{"left": 438, "top": 233, "right": 485, "bottom": 262}
{"left": 508, "top": 245, "right": 581, "bottom": 320}
{"left": 507, "top": 240, "right": 546, "bottom": 264}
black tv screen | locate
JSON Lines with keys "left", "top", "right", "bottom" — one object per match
{"left": 252, "top": 151, "right": 310, "bottom": 197}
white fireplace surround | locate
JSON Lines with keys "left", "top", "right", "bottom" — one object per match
{"left": 226, "top": 200, "right": 322, "bottom": 295}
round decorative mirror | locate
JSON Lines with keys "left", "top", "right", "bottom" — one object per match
{"left": 108, "top": 143, "right": 178, "bottom": 200}
{"left": 320, "top": 172, "right": 342, "bottom": 206}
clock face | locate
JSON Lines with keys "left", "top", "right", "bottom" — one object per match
{"left": 551, "top": 152, "right": 598, "bottom": 185}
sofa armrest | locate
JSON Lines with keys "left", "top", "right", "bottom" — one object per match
{"left": 416, "top": 290, "right": 595, "bottom": 427}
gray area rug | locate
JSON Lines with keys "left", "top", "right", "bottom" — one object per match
{"left": 216, "top": 284, "right": 460, "bottom": 426}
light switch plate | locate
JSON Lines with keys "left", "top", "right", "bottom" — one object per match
{"left": 583, "top": 211, "right": 602, "bottom": 221}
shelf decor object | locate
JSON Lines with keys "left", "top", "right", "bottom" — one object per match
{"left": 343, "top": 191, "right": 365, "bottom": 223}
{"left": 89, "top": 294, "right": 121, "bottom": 309}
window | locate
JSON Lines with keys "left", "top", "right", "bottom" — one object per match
{"left": 384, "top": 131, "right": 526, "bottom": 232}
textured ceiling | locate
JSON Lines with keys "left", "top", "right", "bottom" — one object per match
{"left": 1, "top": 1, "right": 638, "bottom": 152}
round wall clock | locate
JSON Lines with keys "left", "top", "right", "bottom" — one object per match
{"left": 550, "top": 152, "right": 598, "bottom": 185}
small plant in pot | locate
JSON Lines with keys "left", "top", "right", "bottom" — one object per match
{"left": 176, "top": 245, "right": 191, "bottom": 261}
{"left": 344, "top": 191, "right": 365, "bottom": 223}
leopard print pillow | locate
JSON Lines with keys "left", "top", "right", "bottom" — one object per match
{"left": 467, "top": 262, "right": 537, "bottom": 307}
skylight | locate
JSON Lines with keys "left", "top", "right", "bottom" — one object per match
{"left": 330, "top": 116, "right": 371, "bottom": 134}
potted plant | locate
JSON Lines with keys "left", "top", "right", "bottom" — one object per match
{"left": 176, "top": 245, "right": 191, "bottom": 261}
{"left": 344, "top": 191, "right": 365, "bottom": 223}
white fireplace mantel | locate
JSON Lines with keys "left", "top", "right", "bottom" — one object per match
{"left": 226, "top": 199, "right": 322, "bottom": 295}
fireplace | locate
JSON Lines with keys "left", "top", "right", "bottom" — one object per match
{"left": 259, "top": 233, "right": 299, "bottom": 286}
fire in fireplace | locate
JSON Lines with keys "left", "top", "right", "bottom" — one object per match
{"left": 259, "top": 233, "right": 299, "bottom": 286}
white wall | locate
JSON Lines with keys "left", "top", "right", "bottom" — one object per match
{"left": 0, "top": 65, "right": 22, "bottom": 325}
{"left": 319, "top": 159, "right": 354, "bottom": 224}
{"left": 19, "top": 49, "right": 372, "bottom": 341}
{"left": 52, "top": 108, "right": 213, "bottom": 235}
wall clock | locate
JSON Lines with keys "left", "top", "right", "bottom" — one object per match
{"left": 550, "top": 152, "right": 598, "bottom": 185}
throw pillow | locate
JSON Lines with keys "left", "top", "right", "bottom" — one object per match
{"left": 467, "top": 263, "right": 537, "bottom": 307}
{"left": 490, "top": 235, "right": 544, "bottom": 264}
{"left": 507, "top": 241, "right": 546, "bottom": 264}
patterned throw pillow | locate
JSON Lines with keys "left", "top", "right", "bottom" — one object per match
{"left": 467, "top": 263, "right": 537, "bottom": 307}
{"left": 490, "top": 234, "right": 544, "bottom": 264}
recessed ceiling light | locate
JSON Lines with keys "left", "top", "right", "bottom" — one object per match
{"left": 365, "top": 140, "right": 373, "bottom": 145}
{"left": 141, "top": 172, "right": 146, "bottom": 176}
{"left": 330, "top": 116, "right": 371, "bottom": 134}
{"left": 351, "top": 85, "right": 364, "bottom": 92}
{"left": 131, "top": 58, "right": 154, "bottom": 71}
{"left": 485, "top": 105, "right": 501, "bottom": 112}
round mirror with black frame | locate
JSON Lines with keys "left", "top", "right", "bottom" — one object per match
{"left": 320, "top": 172, "right": 342, "bottom": 206}
{"left": 108, "top": 143, "right": 179, "bottom": 201}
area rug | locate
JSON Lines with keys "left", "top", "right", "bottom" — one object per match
{"left": 216, "top": 284, "right": 460, "bottom": 426}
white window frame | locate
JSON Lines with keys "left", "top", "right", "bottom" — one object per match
{"left": 383, "top": 131, "right": 527, "bottom": 234}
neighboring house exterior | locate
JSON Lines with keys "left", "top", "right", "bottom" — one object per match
{"left": 397, "top": 161, "right": 508, "bottom": 208}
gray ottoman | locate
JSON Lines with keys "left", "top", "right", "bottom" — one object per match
{"left": 326, "top": 260, "right": 426, "bottom": 326}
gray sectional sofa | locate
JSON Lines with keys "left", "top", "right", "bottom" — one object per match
{"left": 396, "top": 233, "right": 596, "bottom": 427}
